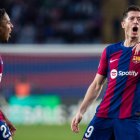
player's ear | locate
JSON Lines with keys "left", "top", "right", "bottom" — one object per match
{"left": 121, "top": 21, "right": 125, "bottom": 29}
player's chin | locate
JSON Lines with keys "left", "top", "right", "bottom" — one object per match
{"left": 131, "top": 35, "right": 139, "bottom": 39}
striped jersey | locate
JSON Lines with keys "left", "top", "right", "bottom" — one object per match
{"left": 96, "top": 42, "right": 140, "bottom": 119}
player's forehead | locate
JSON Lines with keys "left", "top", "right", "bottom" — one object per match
{"left": 126, "top": 11, "right": 140, "bottom": 18}
{"left": 2, "top": 13, "right": 10, "bottom": 21}
{"left": 0, "top": 13, "right": 10, "bottom": 24}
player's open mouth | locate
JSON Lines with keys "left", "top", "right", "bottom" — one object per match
{"left": 132, "top": 27, "right": 138, "bottom": 32}
{"left": 9, "top": 31, "right": 12, "bottom": 37}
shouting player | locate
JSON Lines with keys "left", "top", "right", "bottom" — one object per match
{"left": 71, "top": 5, "right": 140, "bottom": 140}
{"left": 0, "top": 9, "right": 16, "bottom": 140}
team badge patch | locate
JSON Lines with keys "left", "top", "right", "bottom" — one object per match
{"left": 132, "top": 56, "right": 140, "bottom": 63}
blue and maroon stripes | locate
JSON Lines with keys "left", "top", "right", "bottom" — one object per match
{"left": 131, "top": 80, "right": 140, "bottom": 115}
{"left": 97, "top": 48, "right": 123, "bottom": 118}
{"left": 119, "top": 50, "right": 140, "bottom": 118}
{"left": 96, "top": 42, "right": 140, "bottom": 118}
{"left": 109, "top": 48, "right": 132, "bottom": 118}
{"left": 97, "top": 48, "right": 108, "bottom": 76}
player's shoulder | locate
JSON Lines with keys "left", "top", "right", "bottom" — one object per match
{"left": 106, "top": 42, "right": 122, "bottom": 50}
{"left": 104, "top": 42, "right": 123, "bottom": 55}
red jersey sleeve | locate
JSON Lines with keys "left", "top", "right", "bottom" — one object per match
{"left": 97, "top": 48, "right": 108, "bottom": 76}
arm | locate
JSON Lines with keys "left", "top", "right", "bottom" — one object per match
{"left": 0, "top": 109, "right": 16, "bottom": 136}
{"left": 71, "top": 74, "right": 106, "bottom": 133}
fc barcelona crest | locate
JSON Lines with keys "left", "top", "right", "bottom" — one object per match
{"left": 132, "top": 56, "right": 140, "bottom": 63}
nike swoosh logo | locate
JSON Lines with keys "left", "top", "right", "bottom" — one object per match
{"left": 110, "top": 59, "right": 118, "bottom": 63}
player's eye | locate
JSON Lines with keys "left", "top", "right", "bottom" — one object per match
{"left": 129, "top": 17, "right": 134, "bottom": 21}
{"left": 137, "top": 18, "right": 140, "bottom": 22}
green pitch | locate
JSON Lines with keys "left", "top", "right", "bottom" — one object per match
{"left": 13, "top": 124, "right": 87, "bottom": 140}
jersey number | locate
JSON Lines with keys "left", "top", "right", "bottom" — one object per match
{"left": 0, "top": 124, "right": 11, "bottom": 138}
{"left": 85, "top": 126, "right": 94, "bottom": 138}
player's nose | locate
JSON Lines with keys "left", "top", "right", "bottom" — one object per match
{"left": 133, "top": 18, "right": 139, "bottom": 24}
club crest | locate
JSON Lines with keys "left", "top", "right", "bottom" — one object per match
{"left": 132, "top": 55, "right": 140, "bottom": 63}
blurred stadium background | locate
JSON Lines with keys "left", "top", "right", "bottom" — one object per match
{"left": 0, "top": 0, "right": 140, "bottom": 140}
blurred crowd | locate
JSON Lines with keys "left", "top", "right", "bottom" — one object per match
{"left": 0, "top": 0, "right": 139, "bottom": 44}
{"left": 0, "top": 0, "right": 103, "bottom": 44}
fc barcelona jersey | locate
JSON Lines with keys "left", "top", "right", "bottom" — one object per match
{"left": 96, "top": 42, "right": 140, "bottom": 119}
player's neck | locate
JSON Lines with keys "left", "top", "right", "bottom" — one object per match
{"left": 124, "top": 38, "right": 140, "bottom": 47}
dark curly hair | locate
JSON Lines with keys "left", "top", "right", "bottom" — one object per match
{"left": 0, "top": 8, "right": 6, "bottom": 22}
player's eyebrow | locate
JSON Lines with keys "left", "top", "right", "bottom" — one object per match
{"left": 128, "top": 16, "right": 140, "bottom": 19}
